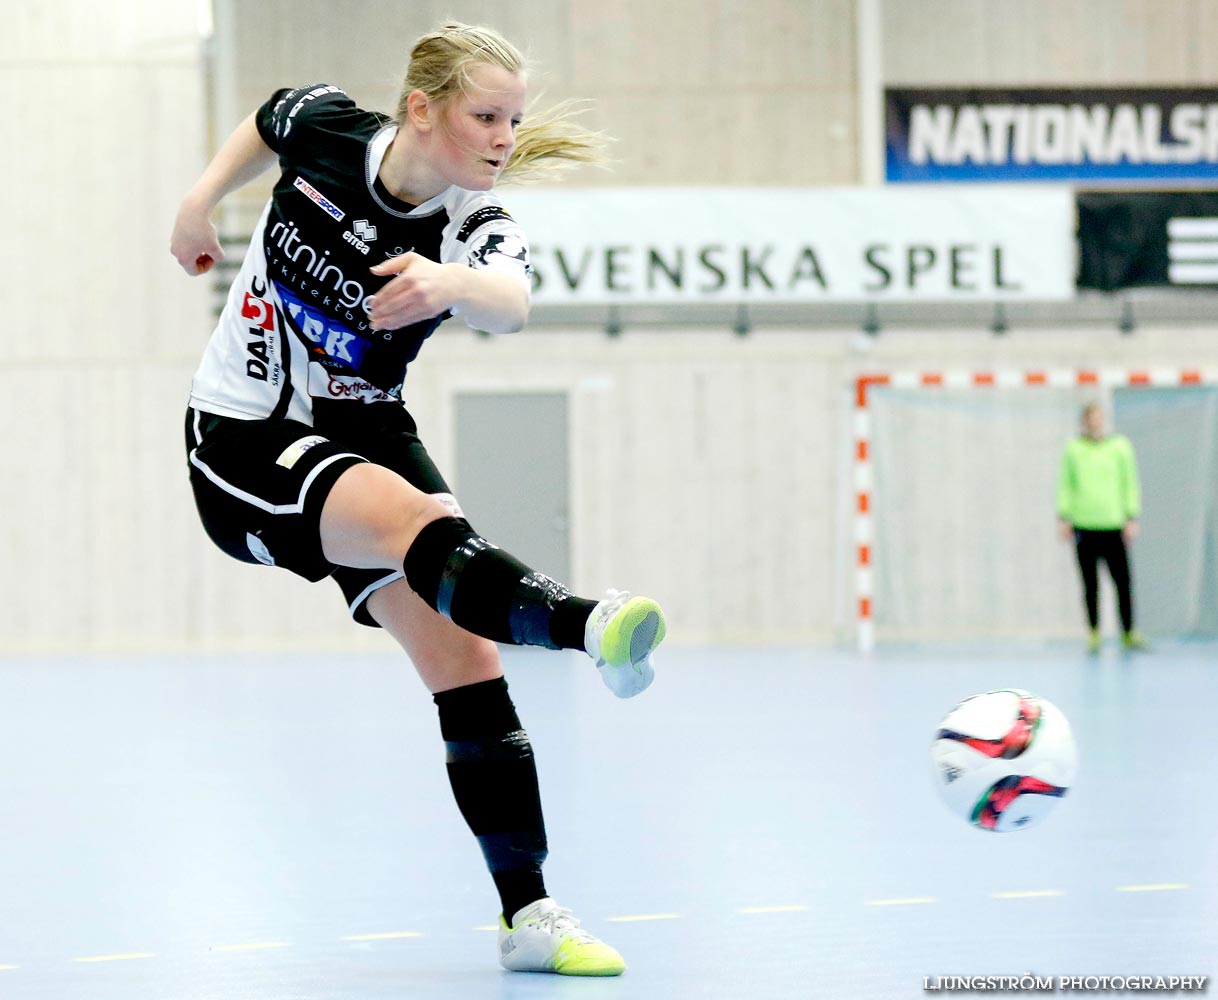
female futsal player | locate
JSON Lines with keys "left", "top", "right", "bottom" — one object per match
{"left": 170, "top": 22, "right": 664, "bottom": 976}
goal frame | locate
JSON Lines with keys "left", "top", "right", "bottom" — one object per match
{"left": 852, "top": 366, "right": 1218, "bottom": 652}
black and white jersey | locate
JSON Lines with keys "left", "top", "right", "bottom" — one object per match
{"left": 190, "top": 84, "right": 532, "bottom": 421}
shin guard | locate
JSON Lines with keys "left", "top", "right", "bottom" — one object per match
{"left": 403, "top": 517, "right": 593, "bottom": 650}
{"left": 434, "top": 677, "right": 548, "bottom": 918}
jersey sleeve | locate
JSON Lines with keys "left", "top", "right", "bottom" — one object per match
{"left": 255, "top": 84, "right": 353, "bottom": 157}
{"left": 442, "top": 199, "right": 534, "bottom": 290}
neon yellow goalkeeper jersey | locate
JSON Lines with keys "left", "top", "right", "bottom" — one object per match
{"left": 1056, "top": 434, "right": 1141, "bottom": 530}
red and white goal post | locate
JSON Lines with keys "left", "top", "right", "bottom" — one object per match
{"left": 852, "top": 366, "right": 1218, "bottom": 652}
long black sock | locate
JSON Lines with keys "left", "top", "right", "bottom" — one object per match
{"left": 434, "top": 677, "right": 548, "bottom": 922}
{"left": 403, "top": 517, "right": 596, "bottom": 651}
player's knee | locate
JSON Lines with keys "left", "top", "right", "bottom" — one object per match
{"left": 423, "top": 635, "right": 502, "bottom": 690}
{"left": 462, "top": 636, "right": 503, "bottom": 680}
{"left": 362, "top": 485, "right": 456, "bottom": 558}
{"left": 403, "top": 492, "right": 463, "bottom": 547}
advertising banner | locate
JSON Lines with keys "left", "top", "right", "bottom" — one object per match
{"left": 887, "top": 88, "right": 1218, "bottom": 183}
{"left": 1077, "top": 190, "right": 1218, "bottom": 291}
{"left": 502, "top": 187, "right": 1075, "bottom": 303}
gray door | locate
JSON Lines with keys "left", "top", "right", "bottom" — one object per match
{"left": 455, "top": 392, "right": 570, "bottom": 582}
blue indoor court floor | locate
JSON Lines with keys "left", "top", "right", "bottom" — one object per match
{"left": 0, "top": 641, "right": 1214, "bottom": 1000}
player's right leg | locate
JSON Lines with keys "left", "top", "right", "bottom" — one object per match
{"left": 1072, "top": 529, "right": 1102, "bottom": 652}
{"left": 1101, "top": 533, "right": 1146, "bottom": 651}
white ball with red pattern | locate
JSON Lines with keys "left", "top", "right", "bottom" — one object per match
{"left": 931, "top": 689, "right": 1078, "bottom": 832}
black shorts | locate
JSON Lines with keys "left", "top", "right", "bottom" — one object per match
{"left": 185, "top": 400, "right": 455, "bottom": 627}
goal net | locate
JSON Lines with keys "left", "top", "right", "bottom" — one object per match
{"left": 855, "top": 371, "right": 1218, "bottom": 648}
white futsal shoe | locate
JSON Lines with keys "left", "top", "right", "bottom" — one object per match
{"left": 584, "top": 589, "right": 666, "bottom": 698}
{"left": 498, "top": 897, "right": 625, "bottom": 976}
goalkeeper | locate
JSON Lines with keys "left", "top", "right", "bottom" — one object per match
{"left": 1057, "top": 402, "right": 1146, "bottom": 653}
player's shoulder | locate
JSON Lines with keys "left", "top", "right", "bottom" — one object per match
{"left": 440, "top": 188, "right": 524, "bottom": 243}
{"left": 260, "top": 84, "right": 384, "bottom": 147}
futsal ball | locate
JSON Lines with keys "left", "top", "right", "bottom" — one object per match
{"left": 931, "top": 689, "right": 1077, "bottom": 832}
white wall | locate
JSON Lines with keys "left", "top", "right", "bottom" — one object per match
{"left": 0, "top": 3, "right": 214, "bottom": 650}
{"left": 4, "top": 3, "right": 1218, "bottom": 652}
{"left": 209, "top": 0, "right": 861, "bottom": 233}
{"left": 885, "top": 0, "right": 1218, "bottom": 84}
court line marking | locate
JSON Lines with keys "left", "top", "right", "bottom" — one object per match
{"left": 606, "top": 913, "right": 681, "bottom": 922}
{"left": 12, "top": 883, "right": 1207, "bottom": 966}
{"left": 866, "top": 897, "right": 938, "bottom": 906}
{"left": 72, "top": 953, "right": 156, "bottom": 963}
{"left": 339, "top": 932, "right": 421, "bottom": 942}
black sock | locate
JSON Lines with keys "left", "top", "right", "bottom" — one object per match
{"left": 433, "top": 677, "right": 547, "bottom": 922}
{"left": 403, "top": 517, "right": 596, "bottom": 651}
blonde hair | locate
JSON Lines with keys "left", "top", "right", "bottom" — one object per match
{"left": 395, "top": 21, "right": 608, "bottom": 181}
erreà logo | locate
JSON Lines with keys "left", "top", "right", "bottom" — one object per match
{"left": 294, "top": 176, "right": 345, "bottom": 222}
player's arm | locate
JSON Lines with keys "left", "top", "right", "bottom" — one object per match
{"left": 170, "top": 112, "right": 278, "bottom": 276}
{"left": 1055, "top": 444, "right": 1074, "bottom": 539}
{"left": 368, "top": 253, "right": 530, "bottom": 334}
{"left": 1120, "top": 438, "right": 1141, "bottom": 541}
{"left": 1121, "top": 438, "right": 1142, "bottom": 521}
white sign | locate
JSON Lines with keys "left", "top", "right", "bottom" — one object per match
{"left": 498, "top": 187, "right": 1074, "bottom": 303}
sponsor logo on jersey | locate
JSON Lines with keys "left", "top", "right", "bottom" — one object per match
{"left": 309, "top": 368, "right": 397, "bottom": 403}
{"left": 275, "top": 281, "right": 371, "bottom": 369}
{"left": 294, "top": 176, "right": 345, "bottom": 222}
{"left": 342, "top": 230, "right": 372, "bottom": 255}
{"left": 341, "top": 220, "right": 377, "bottom": 255}
{"left": 275, "top": 435, "right": 328, "bottom": 470}
{"left": 245, "top": 531, "right": 275, "bottom": 566}
{"left": 241, "top": 292, "right": 275, "bottom": 331}
{"left": 469, "top": 232, "right": 531, "bottom": 276}
{"left": 242, "top": 278, "right": 280, "bottom": 385}
{"left": 268, "top": 219, "right": 368, "bottom": 309}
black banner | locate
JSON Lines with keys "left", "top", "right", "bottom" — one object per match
{"left": 1077, "top": 190, "right": 1218, "bottom": 291}
{"left": 888, "top": 88, "right": 1218, "bottom": 183}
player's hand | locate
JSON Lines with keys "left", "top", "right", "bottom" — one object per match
{"left": 1058, "top": 519, "right": 1074, "bottom": 542}
{"left": 1123, "top": 520, "right": 1140, "bottom": 543}
{"left": 368, "top": 252, "right": 460, "bottom": 329}
{"left": 170, "top": 200, "right": 225, "bottom": 276}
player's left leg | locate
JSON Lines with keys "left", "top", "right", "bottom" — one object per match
{"left": 366, "top": 580, "right": 626, "bottom": 976}
{"left": 321, "top": 464, "right": 664, "bottom": 698}
{"left": 1102, "top": 533, "right": 1145, "bottom": 650}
